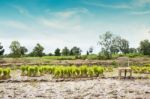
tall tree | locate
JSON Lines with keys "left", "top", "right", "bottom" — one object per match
{"left": 0, "top": 43, "right": 4, "bottom": 56}
{"left": 55, "top": 48, "right": 61, "bottom": 56}
{"left": 110, "top": 36, "right": 121, "bottom": 54}
{"left": 62, "top": 47, "right": 70, "bottom": 56}
{"left": 70, "top": 46, "right": 81, "bottom": 56}
{"left": 119, "top": 38, "right": 129, "bottom": 54}
{"left": 31, "top": 43, "right": 44, "bottom": 57}
{"left": 129, "top": 48, "right": 137, "bottom": 53}
{"left": 9, "top": 41, "right": 22, "bottom": 57}
{"left": 98, "top": 31, "right": 114, "bottom": 59}
{"left": 20, "top": 46, "right": 28, "bottom": 55}
{"left": 89, "top": 47, "right": 93, "bottom": 54}
{"left": 139, "top": 39, "right": 150, "bottom": 55}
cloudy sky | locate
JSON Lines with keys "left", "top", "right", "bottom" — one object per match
{"left": 0, "top": 0, "right": 150, "bottom": 54}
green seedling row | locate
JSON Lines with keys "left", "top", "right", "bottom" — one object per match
{"left": 0, "top": 68, "right": 11, "bottom": 80}
{"left": 131, "top": 66, "right": 150, "bottom": 74}
{"left": 20, "top": 65, "right": 113, "bottom": 78}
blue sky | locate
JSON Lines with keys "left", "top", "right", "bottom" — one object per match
{"left": 0, "top": 0, "right": 150, "bottom": 54}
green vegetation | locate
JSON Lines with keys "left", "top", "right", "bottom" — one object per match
{"left": 9, "top": 41, "right": 28, "bottom": 57}
{"left": 29, "top": 43, "right": 44, "bottom": 57}
{"left": 0, "top": 43, "right": 4, "bottom": 56}
{"left": 0, "top": 68, "right": 11, "bottom": 80}
{"left": 0, "top": 31, "right": 150, "bottom": 61}
{"left": 131, "top": 66, "right": 150, "bottom": 74}
{"left": 54, "top": 48, "right": 61, "bottom": 56}
{"left": 20, "top": 65, "right": 113, "bottom": 78}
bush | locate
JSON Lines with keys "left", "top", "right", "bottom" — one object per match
{"left": 111, "top": 61, "right": 118, "bottom": 68}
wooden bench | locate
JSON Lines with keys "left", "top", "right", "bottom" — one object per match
{"left": 118, "top": 67, "right": 132, "bottom": 78}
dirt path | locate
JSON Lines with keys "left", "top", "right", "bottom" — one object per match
{"left": 0, "top": 79, "right": 150, "bottom": 99}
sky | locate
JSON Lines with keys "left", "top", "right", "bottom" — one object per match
{"left": 0, "top": 0, "right": 150, "bottom": 54}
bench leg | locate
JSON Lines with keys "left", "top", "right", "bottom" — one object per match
{"left": 125, "top": 70, "right": 127, "bottom": 78}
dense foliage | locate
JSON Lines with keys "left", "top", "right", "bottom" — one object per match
{"left": 20, "top": 65, "right": 113, "bottom": 78}
{"left": 0, "top": 43, "right": 4, "bottom": 56}
{"left": 30, "top": 43, "right": 44, "bottom": 57}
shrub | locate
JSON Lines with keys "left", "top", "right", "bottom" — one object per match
{"left": 111, "top": 61, "right": 118, "bottom": 68}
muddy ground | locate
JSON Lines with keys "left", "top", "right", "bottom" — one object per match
{"left": 0, "top": 79, "right": 150, "bottom": 99}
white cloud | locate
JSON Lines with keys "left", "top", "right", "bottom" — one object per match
{"left": 83, "top": 0, "right": 150, "bottom": 10}
{"left": 131, "top": 10, "right": 150, "bottom": 15}
{"left": 55, "top": 8, "right": 89, "bottom": 18}
{"left": 0, "top": 21, "right": 30, "bottom": 30}
{"left": 133, "top": 0, "right": 150, "bottom": 7}
{"left": 39, "top": 18, "right": 81, "bottom": 31}
{"left": 12, "top": 5, "right": 33, "bottom": 18}
{"left": 37, "top": 8, "right": 90, "bottom": 32}
{"left": 84, "top": 2, "right": 132, "bottom": 9}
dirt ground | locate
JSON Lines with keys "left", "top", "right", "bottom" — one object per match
{"left": 0, "top": 79, "right": 150, "bottom": 99}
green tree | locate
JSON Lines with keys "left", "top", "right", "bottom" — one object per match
{"left": 70, "top": 46, "right": 81, "bottom": 56}
{"left": 98, "top": 32, "right": 130, "bottom": 59}
{"left": 20, "top": 46, "right": 28, "bottom": 55}
{"left": 9, "top": 41, "right": 22, "bottom": 57}
{"left": 110, "top": 36, "right": 121, "bottom": 54}
{"left": 89, "top": 47, "right": 93, "bottom": 54}
{"left": 0, "top": 43, "right": 4, "bottom": 56}
{"left": 139, "top": 39, "right": 150, "bottom": 55}
{"left": 119, "top": 38, "right": 129, "bottom": 54}
{"left": 31, "top": 43, "right": 44, "bottom": 57}
{"left": 129, "top": 48, "right": 137, "bottom": 53}
{"left": 62, "top": 47, "right": 70, "bottom": 56}
{"left": 86, "top": 51, "right": 89, "bottom": 55}
{"left": 55, "top": 48, "right": 61, "bottom": 56}
{"left": 98, "top": 32, "right": 114, "bottom": 59}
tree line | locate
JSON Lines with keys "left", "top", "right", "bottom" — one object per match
{"left": 0, "top": 31, "right": 150, "bottom": 58}
{"left": 0, "top": 41, "right": 82, "bottom": 57}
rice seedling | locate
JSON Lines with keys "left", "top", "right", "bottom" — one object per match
{"left": 2, "top": 68, "right": 11, "bottom": 79}
{"left": 39, "top": 66, "right": 44, "bottom": 76}
{"left": 131, "top": 66, "right": 150, "bottom": 74}
{"left": 104, "top": 67, "right": 113, "bottom": 72}
{"left": 0, "top": 68, "right": 2, "bottom": 79}
{"left": 54, "top": 67, "right": 63, "bottom": 78}
{"left": 27, "top": 66, "right": 39, "bottom": 77}
{"left": 87, "top": 67, "right": 95, "bottom": 77}
{"left": 80, "top": 65, "right": 88, "bottom": 77}
{"left": 19, "top": 65, "right": 106, "bottom": 79}
{"left": 20, "top": 66, "right": 28, "bottom": 76}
